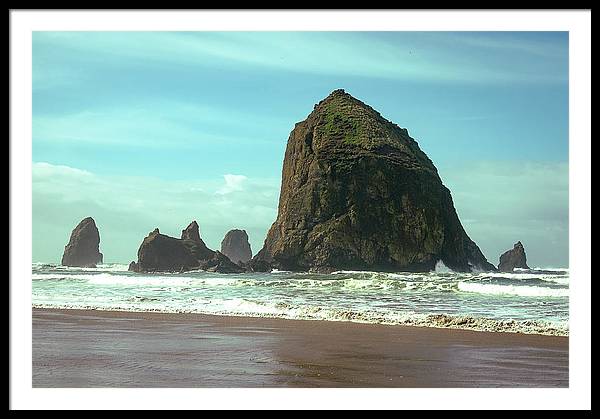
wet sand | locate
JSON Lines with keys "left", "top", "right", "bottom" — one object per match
{"left": 32, "top": 308, "right": 568, "bottom": 387}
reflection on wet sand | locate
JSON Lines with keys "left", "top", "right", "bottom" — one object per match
{"left": 33, "top": 308, "right": 568, "bottom": 388}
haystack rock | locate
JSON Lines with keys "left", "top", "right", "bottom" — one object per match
{"left": 129, "top": 222, "right": 244, "bottom": 273}
{"left": 61, "top": 217, "right": 103, "bottom": 268}
{"left": 498, "top": 241, "right": 530, "bottom": 272}
{"left": 220, "top": 229, "right": 252, "bottom": 264}
{"left": 253, "top": 89, "right": 496, "bottom": 273}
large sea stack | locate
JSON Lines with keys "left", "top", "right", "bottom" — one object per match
{"left": 498, "top": 241, "right": 530, "bottom": 272}
{"left": 253, "top": 89, "right": 495, "bottom": 273}
{"left": 221, "top": 229, "right": 252, "bottom": 264}
{"left": 129, "top": 221, "right": 244, "bottom": 274}
{"left": 61, "top": 217, "right": 103, "bottom": 267}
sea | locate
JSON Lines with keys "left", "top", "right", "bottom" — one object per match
{"left": 31, "top": 261, "right": 569, "bottom": 336}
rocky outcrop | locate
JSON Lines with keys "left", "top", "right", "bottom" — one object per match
{"left": 61, "top": 217, "right": 103, "bottom": 267}
{"left": 242, "top": 258, "right": 272, "bottom": 273}
{"left": 498, "top": 241, "right": 530, "bottom": 272}
{"left": 129, "top": 222, "right": 244, "bottom": 273}
{"left": 253, "top": 89, "right": 496, "bottom": 273}
{"left": 220, "top": 229, "right": 252, "bottom": 264}
{"left": 202, "top": 251, "right": 247, "bottom": 273}
{"left": 181, "top": 221, "right": 201, "bottom": 242}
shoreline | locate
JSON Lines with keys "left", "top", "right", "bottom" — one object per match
{"left": 32, "top": 304, "right": 568, "bottom": 337}
{"left": 33, "top": 307, "right": 568, "bottom": 387}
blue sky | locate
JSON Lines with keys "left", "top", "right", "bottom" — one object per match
{"left": 32, "top": 31, "right": 569, "bottom": 267}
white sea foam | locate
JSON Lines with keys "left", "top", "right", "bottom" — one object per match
{"left": 475, "top": 271, "right": 569, "bottom": 285}
{"left": 31, "top": 263, "right": 570, "bottom": 336}
{"left": 386, "top": 273, "right": 421, "bottom": 280}
{"left": 31, "top": 299, "right": 568, "bottom": 336}
{"left": 538, "top": 276, "right": 570, "bottom": 285}
{"left": 271, "top": 269, "right": 293, "bottom": 274}
{"left": 32, "top": 263, "right": 129, "bottom": 272}
{"left": 434, "top": 260, "right": 453, "bottom": 273}
{"left": 531, "top": 267, "right": 569, "bottom": 272}
{"left": 32, "top": 270, "right": 569, "bottom": 294}
{"left": 87, "top": 274, "right": 242, "bottom": 287}
{"left": 338, "top": 278, "right": 401, "bottom": 291}
{"left": 94, "top": 264, "right": 130, "bottom": 271}
{"left": 458, "top": 281, "right": 569, "bottom": 298}
{"left": 331, "top": 270, "right": 378, "bottom": 275}
{"left": 32, "top": 272, "right": 242, "bottom": 287}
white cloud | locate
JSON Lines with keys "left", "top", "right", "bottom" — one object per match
{"left": 33, "top": 161, "right": 92, "bottom": 178}
{"left": 32, "top": 162, "right": 278, "bottom": 263}
{"left": 439, "top": 161, "right": 569, "bottom": 267}
{"left": 217, "top": 174, "right": 248, "bottom": 195}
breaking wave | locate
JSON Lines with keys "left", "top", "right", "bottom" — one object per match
{"left": 31, "top": 299, "right": 568, "bottom": 336}
{"left": 457, "top": 281, "right": 569, "bottom": 298}
{"left": 476, "top": 271, "right": 569, "bottom": 285}
{"left": 31, "top": 263, "right": 569, "bottom": 336}
{"left": 434, "top": 260, "right": 453, "bottom": 273}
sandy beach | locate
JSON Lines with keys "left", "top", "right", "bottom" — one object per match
{"left": 32, "top": 308, "right": 568, "bottom": 388}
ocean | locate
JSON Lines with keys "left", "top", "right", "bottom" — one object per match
{"left": 31, "top": 262, "right": 569, "bottom": 336}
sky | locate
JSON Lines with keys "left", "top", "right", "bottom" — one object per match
{"left": 32, "top": 31, "right": 569, "bottom": 267}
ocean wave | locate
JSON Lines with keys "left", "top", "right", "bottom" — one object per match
{"left": 271, "top": 269, "right": 293, "bottom": 274}
{"left": 418, "top": 314, "right": 567, "bottom": 336}
{"left": 87, "top": 273, "right": 242, "bottom": 287}
{"left": 32, "top": 263, "right": 130, "bottom": 272}
{"left": 530, "top": 267, "right": 569, "bottom": 273}
{"left": 434, "top": 260, "right": 453, "bottom": 273}
{"left": 31, "top": 262, "right": 570, "bottom": 337}
{"left": 33, "top": 272, "right": 406, "bottom": 291}
{"left": 31, "top": 272, "right": 241, "bottom": 286}
{"left": 474, "top": 272, "right": 569, "bottom": 285}
{"left": 457, "top": 281, "right": 569, "bottom": 298}
{"left": 31, "top": 300, "right": 568, "bottom": 336}
{"left": 31, "top": 270, "right": 570, "bottom": 297}
{"left": 331, "top": 270, "right": 380, "bottom": 275}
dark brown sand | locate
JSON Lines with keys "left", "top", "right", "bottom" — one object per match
{"left": 32, "top": 308, "right": 568, "bottom": 388}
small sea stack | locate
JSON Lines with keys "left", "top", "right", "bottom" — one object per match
{"left": 129, "top": 221, "right": 244, "bottom": 274}
{"left": 220, "top": 229, "right": 252, "bottom": 264}
{"left": 61, "top": 217, "right": 103, "bottom": 268}
{"left": 498, "top": 241, "right": 530, "bottom": 272}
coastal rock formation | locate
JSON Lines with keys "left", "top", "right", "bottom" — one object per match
{"left": 253, "top": 89, "right": 496, "bottom": 273}
{"left": 498, "top": 241, "right": 530, "bottom": 272}
{"left": 129, "top": 222, "right": 244, "bottom": 273}
{"left": 203, "top": 251, "right": 247, "bottom": 273}
{"left": 242, "top": 258, "right": 272, "bottom": 273}
{"left": 220, "top": 229, "right": 252, "bottom": 264}
{"left": 181, "top": 221, "right": 201, "bottom": 242}
{"left": 61, "top": 217, "right": 103, "bottom": 267}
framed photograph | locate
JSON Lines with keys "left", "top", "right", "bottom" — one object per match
{"left": 10, "top": 9, "right": 591, "bottom": 410}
